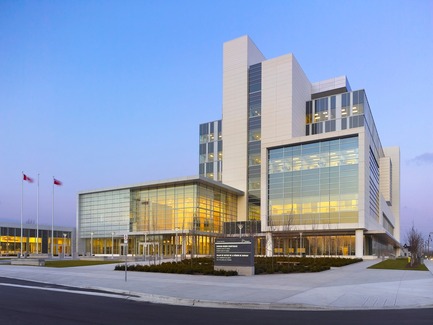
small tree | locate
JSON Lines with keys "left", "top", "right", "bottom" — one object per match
{"left": 406, "top": 225, "right": 423, "bottom": 266}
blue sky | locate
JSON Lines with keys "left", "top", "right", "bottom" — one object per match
{"left": 1, "top": 0, "right": 432, "bottom": 241}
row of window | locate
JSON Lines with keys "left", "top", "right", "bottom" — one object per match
{"left": 268, "top": 212, "right": 358, "bottom": 226}
{"left": 306, "top": 90, "right": 366, "bottom": 124}
{"left": 369, "top": 147, "right": 380, "bottom": 221}
{"left": 268, "top": 137, "right": 359, "bottom": 225}
{"left": 248, "top": 63, "right": 263, "bottom": 220}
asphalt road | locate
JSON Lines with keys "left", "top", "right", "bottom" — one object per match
{"left": 1, "top": 277, "right": 432, "bottom": 325}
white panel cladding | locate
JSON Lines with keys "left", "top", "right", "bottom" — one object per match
{"left": 380, "top": 195, "right": 396, "bottom": 229}
{"left": 312, "top": 76, "right": 350, "bottom": 94}
{"left": 380, "top": 156, "right": 392, "bottom": 204}
{"left": 261, "top": 54, "right": 292, "bottom": 144}
{"left": 261, "top": 54, "right": 311, "bottom": 145}
{"left": 383, "top": 147, "right": 400, "bottom": 240}
{"left": 291, "top": 55, "right": 312, "bottom": 137}
{"left": 222, "top": 36, "right": 265, "bottom": 221}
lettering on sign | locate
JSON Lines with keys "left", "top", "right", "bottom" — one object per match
{"left": 214, "top": 237, "right": 254, "bottom": 267}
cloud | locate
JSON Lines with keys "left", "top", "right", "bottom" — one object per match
{"left": 408, "top": 152, "right": 433, "bottom": 166}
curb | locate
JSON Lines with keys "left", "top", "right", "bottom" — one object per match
{"left": 84, "top": 285, "right": 433, "bottom": 311}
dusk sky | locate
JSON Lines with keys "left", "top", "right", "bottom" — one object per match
{"left": 1, "top": 1, "right": 432, "bottom": 241}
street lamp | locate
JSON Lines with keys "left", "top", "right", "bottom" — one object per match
{"left": 90, "top": 232, "right": 94, "bottom": 257}
{"left": 175, "top": 227, "right": 179, "bottom": 262}
{"left": 300, "top": 232, "right": 303, "bottom": 256}
{"left": 111, "top": 232, "right": 115, "bottom": 259}
{"left": 62, "top": 233, "right": 66, "bottom": 258}
{"left": 238, "top": 223, "right": 244, "bottom": 239}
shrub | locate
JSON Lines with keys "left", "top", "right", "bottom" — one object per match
{"left": 253, "top": 256, "right": 361, "bottom": 274}
{"left": 115, "top": 256, "right": 361, "bottom": 275}
{"left": 114, "top": 257, "right": 238, "bottom": 276}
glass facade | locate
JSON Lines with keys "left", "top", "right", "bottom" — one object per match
{"left": 306, "top": 90, "right": 367, "bottom": 136}
{"left": 199, "top": 120, "right": 222, "bottom": 181}
{"left": 268, "top": 136, "right": 359, "bottom": 227}
{"left": 247, "top": 63, "right": 262, "bottom": 220}
{"left": 0, "top": 224, "right": 73, "bottom": 256}
{"left": 271, "top": 235, "right": 357, "bottom": 256}
{"left": 130, "top": 183, "right": 237, "bottom": 234}
{"left": 79, "top": 189, "right": 130, "bottom": 239}
{"left": 78, "top": 179, "right": 239, "bottom": 256}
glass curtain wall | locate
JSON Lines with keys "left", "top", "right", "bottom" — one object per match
{"left": 247, "top": 63, "right": 262, "bottom": 220}
{"left": 0, "top": 227, "right": 72, "bottom": 256}
{"left": 271, "top": 234, "right": 356, "bottom": 256}
{"left": 81, "top": 182, "right": 238, "bottom": 256}
{"left": 268, "top": 136, "right": 359, "bottom": 227}
{"left": 199, "top": 120, "right": 222, "bottom": 181}
{"left": 131, "top": 184, "right": 237, "bottom": 234}
{"left": 129, "top": 183, "right": 238, "bottom": 256}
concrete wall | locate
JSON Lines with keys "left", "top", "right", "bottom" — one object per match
{"left": 383, "top": 147, "right": 400, "bottom": 241}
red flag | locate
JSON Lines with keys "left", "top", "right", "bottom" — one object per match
{"left": 54, "top": 178, "right": 62, "bottom": 186}
{"left": 23, "top": 174, "right": 34, "bottom": 183}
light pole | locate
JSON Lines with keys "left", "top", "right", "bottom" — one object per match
{"left": 90, "top": 232, "right": 94, "bottom": 257}
{"left": 300, "top": 232, "right": 303, "bottom": 256}
{"left": 62, "top": 233, "right": 66, "bottom": 258}
{"left": 111, "top": 232, "right": 114, "bottom": 259}
{"left": 238, "top": 223, "right": 244, "bottom": 239}
{"left": 175, "top": 227, "right": 179, "bottom": 262}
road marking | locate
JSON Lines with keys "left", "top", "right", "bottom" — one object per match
{"left": 0, "top": 282, "right": 130, "bottom": 299}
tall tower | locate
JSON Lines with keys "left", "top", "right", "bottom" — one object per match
{"left": 222, "top": 36, "right": 265, "bottom": 221}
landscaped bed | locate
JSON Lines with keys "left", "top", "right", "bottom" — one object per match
{"left": 368, "top": 258, "right": 428, "bottom": 271}
{"left": 45, "top": 260, "right": 122, "bottom": 268}
{"left": 254, "top": 256, "right": 362, "bottom": 274}
{"left": 115, "top": 256, "right": 363, "bottom": 276}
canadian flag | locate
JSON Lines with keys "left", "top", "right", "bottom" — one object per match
{"left": 54, "top": 178, "right": 62, "bottom": 186}
{"left": 23, "top": 174, "right": 34, "bottom": 183}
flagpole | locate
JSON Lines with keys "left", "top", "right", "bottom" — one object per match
{"left": 36, "top": 173, "right": 39, "bottom": 255}
{"left": 20, "top": 172, "right": 23, "bottom": 258}
{"left": 51, "top": 176, "right": 54, "bottom": 257}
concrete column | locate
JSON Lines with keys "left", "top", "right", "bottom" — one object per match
{"left": 355, "top": 229, "right": 364, "bottom": 258}
{"left": 266, "top": 232, "right": 273, "bottom": 257}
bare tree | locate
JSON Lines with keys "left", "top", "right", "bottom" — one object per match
{"left": 406, "top": 225, "right": 424, "bottom": 266}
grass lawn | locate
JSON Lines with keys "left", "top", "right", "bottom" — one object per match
{"left": 368, "top": 258, "right": 428, "bottom": 271}
{"left": 45, "top": 260, "right": 122, "bottom": 268}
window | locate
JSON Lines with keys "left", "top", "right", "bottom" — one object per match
{"left": 325, "top": 120, "right": 336, "bottom": 132}
{"left": 341, "top": 93, "right": 351, "bottom": 117}
{"left": 249, "top": 154, "right": 261, "bottom": 166}
{"left": 352, "top": 90, "right": 365, "bottom": 115}
{"left": 249, "top": 128, "right": 261, "bottom": 141}
{"left": 306, "top": 101, "right": 313, "bottom": 124}
{"left": 314, "top": 98, "right": 328, "bottom": 122}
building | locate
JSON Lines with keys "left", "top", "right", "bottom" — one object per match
{"left": 76, "top": 177, "right": 243, "bottom": 256}
{"left": 78, "top": 36, "right": 400, "bottom": 258}
{"left": 0, "top": 222, "right": 74, "bottom": 256}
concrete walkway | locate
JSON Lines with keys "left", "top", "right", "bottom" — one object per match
{"left": 1, "top": 258, "right": 433, "bottom": 310}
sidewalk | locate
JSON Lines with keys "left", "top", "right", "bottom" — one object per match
{"left": 1, "top": 259, "right": 433, "bottom": 310}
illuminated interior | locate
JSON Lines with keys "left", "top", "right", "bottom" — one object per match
{"left": 268, "top": 136, "right": 359, "bottom": 226}
{"left": 0, "top": 227, "right": 72, "bottom": 256}
{"left": 79, "top": 180, "right": 239, "bottom": 256}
